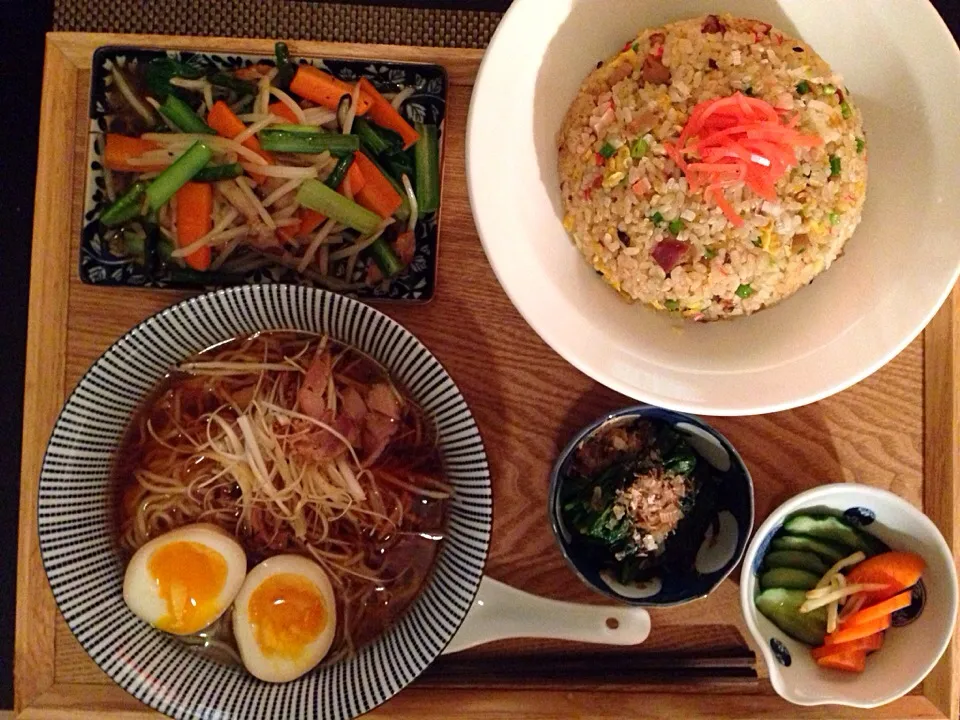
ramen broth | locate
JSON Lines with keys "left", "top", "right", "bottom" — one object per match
{"left": 113, "top": 331, "right": 451, "bottom": 664}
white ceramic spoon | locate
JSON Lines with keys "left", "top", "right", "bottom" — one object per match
{"left": 442, "top": 576, "right": 651, "bottom": 654}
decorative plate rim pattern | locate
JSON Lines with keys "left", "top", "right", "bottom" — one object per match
{"left": 37, "top": 284, "right": 492, "bottom": 720}
{"left": 82, "top": 45, "right": 447, "bottom": 302}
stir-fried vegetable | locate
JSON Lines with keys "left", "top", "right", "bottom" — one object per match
{"left": 358, "top": 78, "right": 420, "bottom": 149}
{"left": 159, "top": 95, "right": 215, "bottom": 134}
{"left": 369, "top": 236, "right": 404, "bottom": 278}
{"left": 289, "top": 65, "right": 373, "bottom": 114}
{"left": 353, "top": 152, "right": 403, "bottom": 219}
{"left": 175, "top": 182, "right": 213, "bottom": 270}
{"left": 297, "top": 179, "right": 381, "bottom": 234}
{"left": 145, "top": 58, "right": 205, "bottom": 100}
{"left": 414, "top": 123, "right": 441, "bottom": 214}
{"left": 361, "top": 150, "right": 411, "bottom": 220}
{"left": 274, "top": 42, "right": 295, "bottom": 90}
{"left": 268, "top": 101, "right": 298, "bottom": 124}
{"left": 191, "top": 163, "right": 244, "bottom": 182}
{"left": 101, "top": 182, "right": 148, "bottom": 227}
{"left": 104, "top": 134, "right": 163, "bottom": 172}
{"left": 145, "top": 141, "right": 213, "bottom": 210}
{"left": 258, "top": 129, "right": 359, "bottom": 155}
{"left": 97, "top": 43, "right": 443, "bottom": 288}
{"left": 353, "top": 117, "right": 404, "bottom": 156}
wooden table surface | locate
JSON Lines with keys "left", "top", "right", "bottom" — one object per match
{"left": 14, "top": 32, "right": 959, "bottom": 720}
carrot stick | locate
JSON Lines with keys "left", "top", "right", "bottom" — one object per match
{"left": 846, "top": 552, "right": 926, "bottom": 605}
{"left": 206, "top": 100, "right": 272, "bottom": 183}
{"left": 811, "top": 632, "right": 883, "bottom": 661}
{"left": 298, "top": 208, "right": 328, "bottom": 237}
{"left": 395, "top": 229, "right": 416, "bottom": 264}
{"left": 815, "top": 648, "right": 866, "bottom": 673}
{"left": 206, "top": 101, "right": 270, "bottom": 156}
{"left": 268, "top": 101, "right": 298, "bottom": 124}
{"left": 104, "top": 134, "right": 163, "bottom": 171}
{"left": 840, "top": 590, "right": 912, "bottom": 628}
{"left": 357, "top": 78, "right": 420, "bottom": 150}
{"left": 352, "top": 151, "right": 402, "bottom": 219}
{"left": 174, "top": 182, "right": 213, "bottom": 271}
{"left": 276, "top": 224, "right": 299, "bottom": 243}
{"left": 824, "top": 615, "right": 890, "bottom": 646}
{"left": 338, "top": 162, "right": 367, "bottom": 196}
{"left": 289, "top": 66, "right": 372, "bottom": 115}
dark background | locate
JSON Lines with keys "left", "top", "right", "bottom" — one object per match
{"left": 0, "top": 0, "right": 957, "bottom": 711}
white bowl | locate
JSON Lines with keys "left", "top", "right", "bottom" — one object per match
{"left": 740, "top": 484, "right": 958, "bottom": 708}
{"left": 466, "top": 0, "right": 960, "bottom": 415}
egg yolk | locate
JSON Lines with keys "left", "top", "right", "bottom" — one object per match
{"left": 248, "top": 573, "right": 327, "bottom": 659}
{"left": 147, "top": 541, "right": 227, "bottom": 634}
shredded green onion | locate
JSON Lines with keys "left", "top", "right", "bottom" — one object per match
{"left": 630, "top": 138, "right": 649, "bottom": 159}
{"left": 829, "top": 155, "right": 842, "bottom": 178}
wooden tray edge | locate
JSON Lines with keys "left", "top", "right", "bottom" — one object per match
{"left": 922, "top": 284, "right": 960, "bottom": 719}
{"left": 15, "top": 33, "right": 77, "bottom": 713}
{"left": 47, "top": 31, "right": 484, "bottom": 86}
{"left": 14, "top": 31, "right": 959, "bottom": 720}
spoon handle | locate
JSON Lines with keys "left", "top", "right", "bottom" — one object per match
{"left": 442, "top": 575, "right": 651, "bottom": 654}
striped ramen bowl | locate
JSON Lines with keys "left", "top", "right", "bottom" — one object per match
{"left": 37, "top": 284, "right": 493, "bottom": 720}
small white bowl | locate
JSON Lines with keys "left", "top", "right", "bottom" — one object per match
{"left": 740, "top": 484, "right": 958, "bottom": 708}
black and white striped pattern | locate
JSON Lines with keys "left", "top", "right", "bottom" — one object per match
{"left": 38, "top": 285, "right": 492, "bottom": 720}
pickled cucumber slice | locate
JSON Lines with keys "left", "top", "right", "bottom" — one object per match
{"left": 759, "top": 567, "right": 820, "bottom": 591}
{"left": 763, "top": 550, "right": 829, "bottom": 575}
{"left": 769, "top": 534, "right": 847, "bottom": 563}
{"left": 782, "top": 514, "right": 884, "bottom": 555}
{"left": 755, "top": 588, "right": 827, "bottom": 645}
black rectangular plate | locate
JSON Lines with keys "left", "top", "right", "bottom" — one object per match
{"left": 82, "top": 45, "right": 447, "bottom": 301}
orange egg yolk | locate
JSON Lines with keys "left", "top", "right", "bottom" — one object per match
{"left": 248, "top": 574, "right": 327, "bottom": 659}
{"left": 147, "top": 541, "right": 227, "bottom": 634}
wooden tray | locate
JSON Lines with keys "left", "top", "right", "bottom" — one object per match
{"left": 16, "top": 32, "right": 959, "bottom": 719}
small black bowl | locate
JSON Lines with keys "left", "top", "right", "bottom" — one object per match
{"left": 548, "top": 405, "right": 754, "bottom": 606}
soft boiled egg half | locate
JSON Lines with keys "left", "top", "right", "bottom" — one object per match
{"left": 233, "top": 555, "right": 337, "bottom": 682}
{"left": 123, "top": 523, "right": 247, "bottom": 636}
